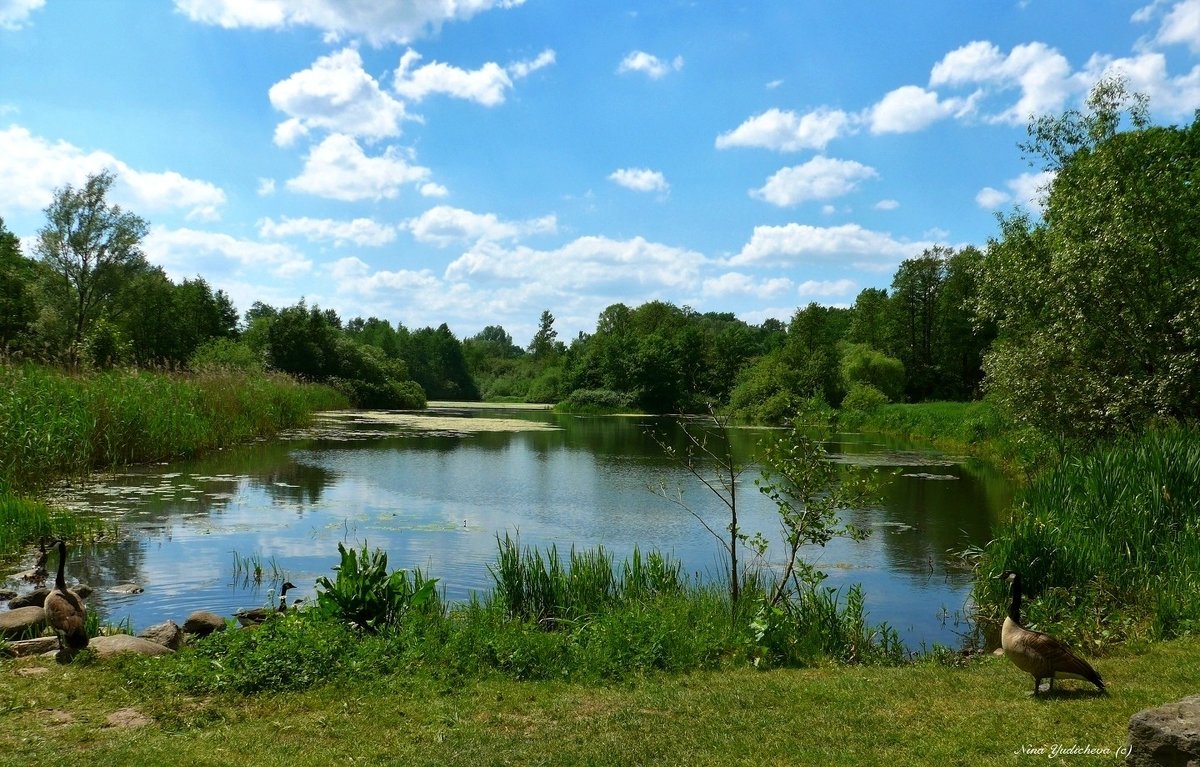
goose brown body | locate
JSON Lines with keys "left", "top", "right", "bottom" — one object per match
{"left": 235, "top": 581, "right": 296, "bottom": 626}
{"left": 43, "top": 539, "right": 88, "bottom": 651}
{"left": 997, "top": 571, "right": 1104, "bottom": 695}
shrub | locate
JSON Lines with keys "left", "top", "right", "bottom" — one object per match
{"left": 840, "top": 383, "right": 889, "bottom": 414}
{"left": 316, "top": 542, "right": 440, "bottom": 633}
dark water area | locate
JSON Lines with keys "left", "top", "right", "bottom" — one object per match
{"left": 5, "top": 408, "right": 1016, "bottom": 650}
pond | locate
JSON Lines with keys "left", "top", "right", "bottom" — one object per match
{"left": 22, "top": 406, "right": 1016, "bottom": 650}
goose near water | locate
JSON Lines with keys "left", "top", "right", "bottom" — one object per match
{"left": 234, "top": 581, "right": 297, "bottom": 627}
{"left": 996, "top": 570, "right": 1105, "bottom": 695}
{"left": 43, "top": 539, "right": 88, "bottom": 655}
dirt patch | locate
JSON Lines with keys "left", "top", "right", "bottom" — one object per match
{"left": 104, "top": 707, "right": 152, "bottom": 728}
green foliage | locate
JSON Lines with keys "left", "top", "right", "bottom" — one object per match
{"left": 554, "top": 388, "right": 634, "bottom": 414}
{"left": 0, "top": 492, "right": 107, "bottom": 557}
{"left": 728, "top": 351, "right": 803, "bottom": 423}
{"left": 748, "top": 583, "right": 904, "bottom": 666}
{"left": 975, "top": 426, "right": 1200, "bottom": 648}
{"left": 315, "top": 542, "right": 440, "bottom": 633}
{"left": 189, "top": 337, "right": 264, "bottom": 373}
{"left": 840, "top": 383, "right": 889, "bottom": 413}
{"left": 840, "top": 343, "right": 904, "bottom": 401}
{"left": 978, "top": 79, "right": 1200, "bottom": 446}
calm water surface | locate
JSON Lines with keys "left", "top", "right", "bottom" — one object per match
{"left": 21, "top": 407, "right": 1016, "bottom": 649}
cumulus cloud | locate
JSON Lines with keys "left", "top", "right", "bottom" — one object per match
{"left": 715, "top": 107, "right": 855, "bottom": 152}
{"left": 419, "top": 181, "right": 449, "bottom": 198}
{"left": 268, "top": 48, "right": 409, "bottom": 145}
{"left": 608, "top": 168, "right": 669, "bottom": 195}
{"left": 144, "top": 226, "right": 312, "bottom": 281}
{"left": 0, "top": 0, "right": 43, "bottom": 29}
{"left": 701, "top": 272, "right": 793, "bottom": 299}
{"left": 874, "top": 199, "right": 900, "bottom": 210}
{"left": 257, "top": 178, "right": 276, "bottom": 196}
{"left": 393, "top": 48, "right": 555, "bottom": 106}
{"left": 868, "top": 85, "right": 974, "bottom": 133}
{"left": 0, "top": 125, "right": 225, "bottom": 219}
{"left": 617, "top": 51, "right": 684, "bottom": 79}
{"left": 750, "top": 156, "right": 877, "bottom": 207}
{"left": 258, "top": 216, "right": 397, "bottom": 247}
{"left": 445, "top": 236, "right": 706, "bottom": 291}
{"left": 929, "top": 40, "right": 1077, "bottom": 124}
{"left": 975, "top": 170, "right": 1056, "bottom": 212}
{"left": 405, "top": 205, "right": 556, "bottom": 247}
{"left": 173, "top": 0, "right": 527, "bottom": 46}
{"left": 285, "top": 133, "right": 432, "bottom": 201}
{"left": 797, "top": 278, "right": 858, "bottom": 298}
{"left": 1138, "top": 0, "right": 1200, "bottom": 52}
{"left": 730, "top": 222, "right": 934, "bottom": 270}
{"left": 1078, "top": 51, "right": 1200, "bottom": 117}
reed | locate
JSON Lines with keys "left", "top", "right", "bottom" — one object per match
{"left": 975, "top": 426, "right": 1200, "bottom": 647}
{"left": 0, "top": 362, "right": 348, "bottom": 493}
{"left": 0, "top": 493, "right": 109, "bottom": 558}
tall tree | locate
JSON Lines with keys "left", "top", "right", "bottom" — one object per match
{"left": 0, "top": 216, "right": 38, "bottom": 350}
{"left": 34, "top": 170, "right": 149, "bottom": 353}
{"left": 528, "top": 309, "right": 561, "bottom": 359}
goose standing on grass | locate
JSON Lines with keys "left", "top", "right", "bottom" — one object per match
{"left": 44, "top": 539, "right": 88, "bottom": 656}
{"left": 996, "top": 570, "right": 1105, "bottom": 695}
{"left": 234, "top": 581, "right": 296, "bottom": 627}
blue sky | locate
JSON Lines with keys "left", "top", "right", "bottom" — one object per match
{"left": 2, "top": 0, "right": 1199, "bottom": 344}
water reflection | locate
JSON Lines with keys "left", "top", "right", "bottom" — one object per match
{"left": 11, "top": 409, "right": 1015, "bottom": 649}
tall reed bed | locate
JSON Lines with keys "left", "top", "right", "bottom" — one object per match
{"left": 0, "top": 363, "right": 348, "bottom": 493}
{"left": 975, "top": 426, "right": 1200, "bottom": 647}
{"left": 0, "top": 493, "right": 110, "bottom": 557}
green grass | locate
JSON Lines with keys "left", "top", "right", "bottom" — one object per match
{"left": 3, "top": 636, "right": 1197, "bottom": 766}
{"left": 0, "top": 363, "right": 349, "bottom": 556}
{"left": 975, "top": 426, "right": 1200, "bottom": 649}
{"left": 838, "top": 399, "right": 1055, "bottom": 476}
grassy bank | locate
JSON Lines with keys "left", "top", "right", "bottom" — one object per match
{"left": 974, "top": 426, "right": 1200, "bottom": 649}
{"left": 0, "top": 363, "right": 349, "bottom": 556}
{"left": 4, "top": 636, "right": 1197, "bottom": 766}
{"left": 837, "top": 400, "right": 1054, "bottom": 477}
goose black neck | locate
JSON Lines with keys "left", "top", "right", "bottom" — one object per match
{"left": 55, "top": 540, "right": 67, "bottom": 590}
{"left": 1007, "top": 574, "right": 1022, "bottom": 623}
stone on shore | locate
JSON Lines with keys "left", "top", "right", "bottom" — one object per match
{"left": 0, "top": 606, "right": 46, "bottom": 638}
{"left": 1127, "top": 695, "right": 1200, "bottom": 767}
{"left": 89, "top": 634, "right": 175, "bottom": 658}
{"left": 182, "top": 610, "right": 227, "bottom": 636}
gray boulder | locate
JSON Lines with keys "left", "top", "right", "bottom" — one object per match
{"left": 89, "top": 634, "right": 174, "bottom": 658}
{"left": 137, "top": 620, "right": 184, "bottom": 651}
{"left": 1127, "top": 694, "right": 1200, "bottom": 766}
{"left": 0, "top": 588, "right": 17, "bottom": 601}
{"left": 1, "top": 636, "right": 59, "bottom": 657}
{"left": 108, "top": 583, "right": 144, "bottom": 595}
{"left": 0, "top": 606, "right": 46, "bottom": 638}
{"left": 7, "top": 588, "right": 48, "bottom": 608}
{"left": 182, "top": 610, "right": 227, "bottom": 636}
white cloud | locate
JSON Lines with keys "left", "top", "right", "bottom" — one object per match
{"left": 0, "top": 125, "right": 225, "bottom": 220}
{"left": 394, "top": 48, "right": 554, "bottom": 106}
{"left": 751, "top": 156, "right": 877, "bottom": 207}
{"left": 268, "top": 48, "right": 409, "bottom": 145}
{"left": 874, "top": 199, "right": 900, "bottom": 210}
{"left": 0, "top": 0, "right": 43, "bottom": 29}
{"left": 1079, "top": 51, "right": 1200, "bottom": 118}
{"left": 975, "top": 170, "right": 1055, "bottom": 211}
{"left": 868, "top": 85, "right": 972, "bottom": 133}
{"left": 1143, "top": 0, "right": 1200, "bottom": 52}
{"left": 929, "top": 40, "right": 1077, "bottom": 124}
{"left": 445, "top": 236, "right": 706, "bottom": 291}
{"left": 730, "top": 222, "right": 934, "bottom": 270}
{"left": 797, "top": 278, "right": 857, "bottom": 298}
{"left": 173, "top": 0, "right": 526, "bottom": 46}
{"left": 715, "top": 107, "right": 855, "bottom": 152}
{"left": 617, "top": 51, "right": 684, "bottom": 79}
{"left": 286, "top": 133, "right": 431, "bottom": 201}
{"left": 701, "top": 272, "right": 793, "bottom": 299}
{"left": 420, "top": 182, "right": 449, "bottom": 198}
{"left": 257, "top": 178, "right": 276, "bottom": 196}
{"left": 258, "top": 216, "right": 397, "bottom": 247}
{"left": 608, "top": 168, "right": 669, "bottom": 195}
{"left": 406, "top": 205, "right": 556, "bottom": 247}
{"left": 144, "top": 226, "right": 312, "bottom": 280}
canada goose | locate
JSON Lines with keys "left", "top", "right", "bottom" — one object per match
{"left": 995, "top": 570, "right": 1105, "bottom": 695}
{"left": 234, "top": 581, "right": 296, "bottom": 627}
{"left": 43, "top": 540, "right": 88, "bottom": 655}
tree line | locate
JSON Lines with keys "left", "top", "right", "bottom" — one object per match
{"left": 3, "top": 79, "right": 1196, "bottom": 449}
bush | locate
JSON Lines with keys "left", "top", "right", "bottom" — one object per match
{"left": 189, "top": 338, "right": 264, "bottom": 373}
{"left": 316, "top": 542, "right": 441, "bottom": 633}
{"left": 555, "top": 388, "right": 634, "bottom": 414}
{"left": 840, "top": 383, "right": 889, "bottom": 413}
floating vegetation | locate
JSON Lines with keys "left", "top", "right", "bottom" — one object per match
{"left": 830, "top": 451, "right": 959, "bottom": 468}
{"left": 280, "top": 410, "right": 562, "bottom": 441}
{"left": 901, "top": 472, "right": 959, "bottom": 480}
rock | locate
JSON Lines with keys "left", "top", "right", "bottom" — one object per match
{"left": 8, "top": 588, "right": 49, "bottom": 609}
{"left": 138, "top": 620, "right": 184, "bottom": 651}
{"left": 1127, "top": 695, "right": 1200, "bottom": 767}
{"left": 0, "top": 589, "right": 15, "bottom": 601}
{"left": 107, "top": 583, "right": 144, "bottom": 595}
{"left": 0, "top": 606, "right": 46, "bottom": 638}
{"left": 182, "top": 610, "right": 227, "bottom": 636}
{"left": 2, "top": 636, "right": 60, "bottom": 657}
{"left": 88, "top": 634, "right": 174, "bottom": 658}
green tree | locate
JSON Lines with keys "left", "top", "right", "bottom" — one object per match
{"left": 0, "top": 217, "right": 38, "bottom": 351}
{"left": 34, "top": 170, "right": 149, "bottom": 353}
{"left": 528, "top": 309, "right": 562, "bottom": 359}
{"left": 978, "top": 79, "right": 1200, "bottom": 445}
